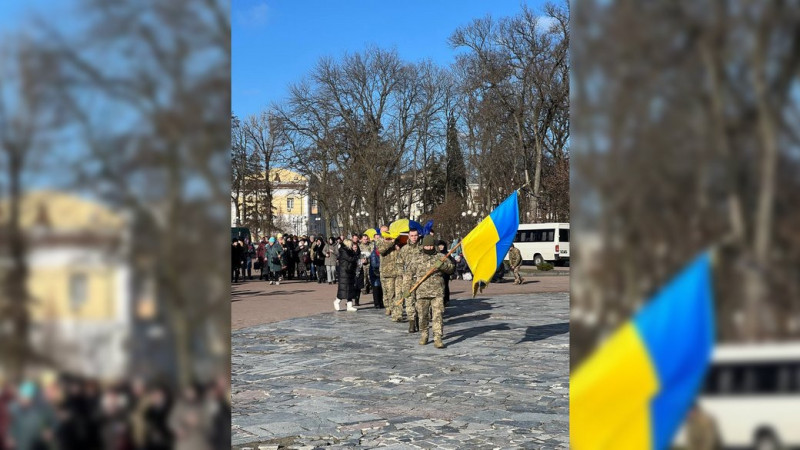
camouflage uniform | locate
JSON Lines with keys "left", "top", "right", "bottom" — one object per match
{"left": 413, "top": 240, "right": 455, "bottom": 347}
{"left": 508, "top": 246, "right": 524, "bottom": 284}
{"left": 686, "top": 407, "right": 718, "bottom": 450}
{"left": 376, "top": 237, "right": 402, "bottom": 319}
{"left": 398, "top": 238, "right": 422, "bottom": 324}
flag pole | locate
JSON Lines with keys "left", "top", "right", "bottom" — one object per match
{"left": 394, "top": 240, "right": 462, "bottom": 307}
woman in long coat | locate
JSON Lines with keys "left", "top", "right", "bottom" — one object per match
{"left": 334, "top": 239, "right": 358, "bottom": 312}
{"left": 324, "top": 237, "right": 337, "bottom": 284}
{"left": 265, "top": 237, "right": 283, "bottom": 285}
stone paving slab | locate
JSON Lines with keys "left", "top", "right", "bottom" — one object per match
{"left": 232, "top": 293, "right": 569, "bottom": 449}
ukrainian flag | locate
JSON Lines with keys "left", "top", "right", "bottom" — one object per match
{"left": 461, "top": 191, "right": 519, "bottom": 296}
{"left": 570, "top": 252, "right": 715, "bottom": 450}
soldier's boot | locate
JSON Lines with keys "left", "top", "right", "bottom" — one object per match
{"left": 408, "top": 319, "right": 416, "bottom": 333}
{"left": 418, "top": 329, "right": 429, "bottom": 345}
{"left": 433, "top": 335, "right": 444, "bottom": 349}
{"left": 519, "top": 277, "right": 525, "bottom": 285}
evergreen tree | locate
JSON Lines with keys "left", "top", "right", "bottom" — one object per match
{"left": 444, "top": 114, "right": 467, "bottom": 199}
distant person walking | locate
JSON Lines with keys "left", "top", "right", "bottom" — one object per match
{"left": 508, "top": 244, "right": 524, "bottom": 285}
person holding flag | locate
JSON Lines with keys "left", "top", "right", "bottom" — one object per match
{"left": 395, "top": 190, "right": 521, "bottom": 310}
{"left": 413, "top": 235, "right": 455, "bottom": 348}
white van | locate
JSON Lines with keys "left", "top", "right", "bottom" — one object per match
{"left": 509, "top": 222, "right": 569, "bottom": 265}
{"left": 673, "top": 342, "right": 800, "bottom": 450}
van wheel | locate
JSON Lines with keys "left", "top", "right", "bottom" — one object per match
{"left": 533, "top": 254, "right": 544, "bottom": 266}
{"left": 754, "top": 430, "right": 782, "bottom": 450}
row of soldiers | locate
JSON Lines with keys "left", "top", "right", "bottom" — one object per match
{"left": 373, "top": 226, "right": 455, "bottom": 349}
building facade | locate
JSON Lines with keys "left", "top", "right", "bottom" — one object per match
{"left": 0, "top": 191, "right": 131, "bottom": 380}
{"left": 232, "top": 168, "right": 324, "bottom": 238}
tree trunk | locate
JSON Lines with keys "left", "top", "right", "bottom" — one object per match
{"left": 6, "top": 150, "right": 29, "bottom": 383}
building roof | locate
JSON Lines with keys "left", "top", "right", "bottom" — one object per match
{"left": 246, "top": 167, "right": 307, "bottom": 184}
{"left": 0, "top": 190, "right": 125, "bottom": 232}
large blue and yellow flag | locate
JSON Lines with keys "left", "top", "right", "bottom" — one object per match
{"left": 461, "top": 191, "right": 519, "bottom": 296}
{"left": 570, "top": 252, "right": 715, "bottom": 450}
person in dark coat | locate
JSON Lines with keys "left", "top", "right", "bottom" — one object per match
{"left": 369, "top": 245, "right": 383, "bottom": 308}
{"left": 256, "top": 238, "right": 267, "bottom": 280}
{"left": 284, "top": 236, "right": 297, "bottom": 280}
{"left": 334, "top": 240, "right": 358, "bottom": 312}
{"left": 312, "top": 238, "right": 326, "bottom": 284}
{"left": 437, "top": 240, "right": 455, "bottom": 306}
{"left": 297, "top": 241, "right": 312, "bottom": 281}
{"left": 351, "top": 240, "right": 365, "bottom": 306}
{"left": 231, "top": 239, "right": 244, "bottom": 283}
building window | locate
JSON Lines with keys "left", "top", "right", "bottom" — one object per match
{"left": 287, "top": 198, "right": 294, "bottom": 210}
{"left": 69, "top": 273, "right": 88, "bottom": 311}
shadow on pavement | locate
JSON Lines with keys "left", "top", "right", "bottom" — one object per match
{"left": 516, "top": 322, "right": 569, "bottom": 344}
{"left": 444, "top": 313, "right": 493, "bottom": 326}
{"left": 231, "top": 290, "right": 262, "bottom": 299}
{"left": 444, "top": 323, "right": 512, "bottom": 347}
{"left": 443, "top": 298, "right": 497, "bottom": 320}
{"left": 232, "top": 289, "right": 315, "bottom": 302}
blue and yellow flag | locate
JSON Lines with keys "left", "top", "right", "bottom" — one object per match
{"left": 461, "top": 191, "right": 519, "bottom": 296}
{"left": 570, "top": 252, "right": 715, "bottom": 450}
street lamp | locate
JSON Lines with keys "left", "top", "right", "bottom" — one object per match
{"left": 355, "top": 211, "right": 369, "bottom": 230}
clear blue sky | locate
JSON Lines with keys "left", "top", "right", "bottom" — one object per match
{"left": 233, "top": 0, "right": 548, "bottom": 118}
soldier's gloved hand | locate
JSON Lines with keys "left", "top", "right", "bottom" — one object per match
{"left": 401, "top": 290, "right": 411, "bottom": 299}
{"left": 433, "top": 260, "right": 444, "bottom": 270}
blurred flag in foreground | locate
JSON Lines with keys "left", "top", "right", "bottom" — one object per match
{"left": 571, "top": 252, "right": 715, "bottom": 450}
{"left": 461, "top": 191, "right": 519, "bottom": 297}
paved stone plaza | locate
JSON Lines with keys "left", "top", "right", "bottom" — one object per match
{"left": 232, "top": 292, "right": 569, "bottom": 449}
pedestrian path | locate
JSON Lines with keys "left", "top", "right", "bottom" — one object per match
{"left": 232, "top": 292, "right": 569, "bottom": 449}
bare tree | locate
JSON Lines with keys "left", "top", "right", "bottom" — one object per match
{"left": 451, "top": 2, "right": 570, "bottom": 220}
{"left": 38, "top": 0, "right": 231, "bottom": 386}
{"left": 0, "top": 34, "right": 63, "bottom": 381}
{"left": 570, "top": 0, "right": 800, "bottom": 365}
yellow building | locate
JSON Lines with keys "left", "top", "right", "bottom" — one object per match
{"left": 232, "top": 168, "right": 323, "bottom": 237}
{"left": 0, "top": 190, "right": 131, "bottom": 379}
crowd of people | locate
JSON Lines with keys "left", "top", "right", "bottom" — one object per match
{"left": 232, "top": 226, "right": 523, "bottom": 349}
{"left": 0, "top": 374, "right": 230, "bottom": 450}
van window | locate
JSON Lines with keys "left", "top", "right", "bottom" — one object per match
{"left": 702, "top": 362, "right": 800, "bottom": 396}
{"left": 559, "top": 229, "right": 570, "bottom": 242}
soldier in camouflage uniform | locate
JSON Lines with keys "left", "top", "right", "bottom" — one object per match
{"left": 375, "top": 226, "right": 401, "bottom": 319}
{"left": 686, "top": 403, "right": 719, "bottom": 450}
{"left": 508, "top": 244, "right": 524, "bottom": 284}
{"left": 398, "top": 228, "right": 422, "bottom": 332}
{"left": 413, "top": 235, "right": 455, "bottom": 348}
